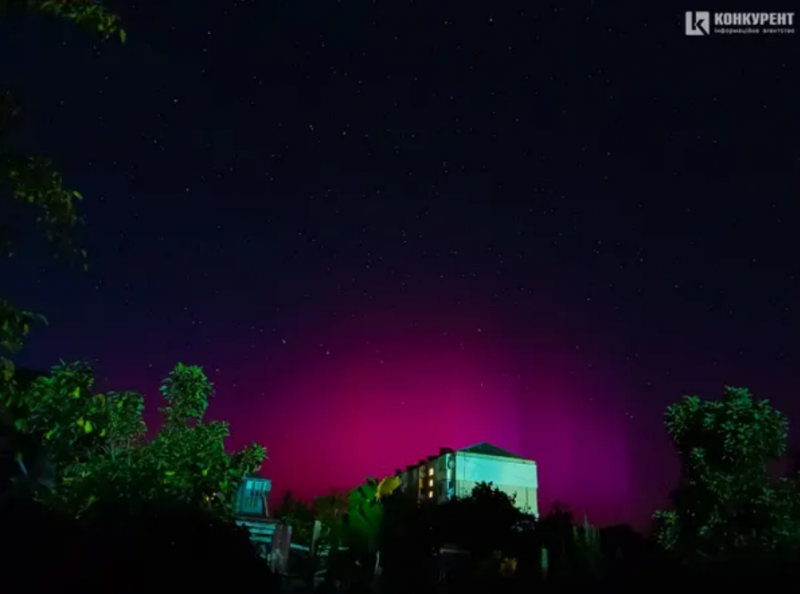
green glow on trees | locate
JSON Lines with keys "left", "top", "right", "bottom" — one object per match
{"left": 0, "top": 0, "right": 125, "bottom": 41}
{"left": 654, "top": 386, "right": 800, "bottom": 559}
{"left": 4, "top": 361, "right": 266, "bottom": 518}
{"left": 347, "top": 478, "right": 384, "bottom": 549}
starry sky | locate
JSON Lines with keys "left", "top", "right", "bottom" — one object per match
{"left": 2, "top": 0, "right": 800, "bottom": 528}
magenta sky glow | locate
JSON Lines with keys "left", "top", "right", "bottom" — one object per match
{"left": 216, "top": 307, "right": 641, "bottom": 527}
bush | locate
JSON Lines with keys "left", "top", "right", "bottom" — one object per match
{"left": 0, "top": 495, "right": 279, "bottom": 594}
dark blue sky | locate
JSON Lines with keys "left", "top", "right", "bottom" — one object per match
{"left": 3, "top": 0, "right": 800, "bottom": 526}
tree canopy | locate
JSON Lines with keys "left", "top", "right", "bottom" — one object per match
{"left": 3, "top": 361, "right": 266, "bottom": 518}
{"left": 654, "top": 386, "right": 800, "bottom": 559}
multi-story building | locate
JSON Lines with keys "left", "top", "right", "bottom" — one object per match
{"left": 393, "top": 442, "right": 538, "bottom": 516}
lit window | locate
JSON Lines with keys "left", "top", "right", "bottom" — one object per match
{"left": 428, "top": 478, "right": 433, "bottom": 487}
{"left": 428, "top": 490, "right": 433, "bottom": 499}
{"left": 428, "top": 467, "right": 434, "bottom": 476}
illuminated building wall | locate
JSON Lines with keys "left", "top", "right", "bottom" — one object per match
{"left": 234, "top": 476, "right": 279, "bottom": 562}
{"left": 394, "top": 442, "right": 538, "bottom": 516}
{"left": 236, "top": 476, "right": 272, "bottom": 517}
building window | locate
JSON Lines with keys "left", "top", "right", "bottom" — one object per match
{"left": 428, "top": 478, "right": 433, "bottom": 487}
{"left": 428, "top": 490, "right": 433, "bottom": 499}
{"left": 428, "top": 467, "right": 434, "bottom": 476}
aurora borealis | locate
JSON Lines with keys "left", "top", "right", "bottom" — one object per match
{"left": 4, "top": 1, "right": 799, "bottom": 529}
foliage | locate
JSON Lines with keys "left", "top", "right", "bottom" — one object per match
{"left": 4, "top": 361, "right": 266, "bottom": 518}
{"left": 376, "top": 474, "right": 400, "bottom": 499}
{"left": 7, "top": 362, "right": 143, "bottom": 459}
{"left": 0, "top": 152, "right": 86, "bottom": 260}
{"left": 458, "top": 481, "right": 525, "bottom": 557}
{"left": 346, "top": 477, "right": 384, "bottom": 550}
{"left": 466, "top": 481, "right": 520, "bottom": 516}
{"left": 314, "top": 490, "right": 348, "bottom": 549}
{"left": 0, "top": 0, "right": 125, "bottom": 41}
{"left": 0, "top": 0, "right": 124, "bottom": 264}
{"left": 315, "top": 490, "right": 348, "bottom": 521}
{"left": 275, "top": 490, "right": 315, "bottom": 545}
{"left": 0, "top": 496, "right": 280, "bottom": 593}
{"left": 333, "top": 474, "right": 399, "bottom": 552}
{"left": 379, "top": 490, "right": 435, "bottom": 592}
{"left": 0, "top": 0, "right": 125, "bottom": 401}
{"left": 276, "top": 489, "right": 351, "bottom": 550}
{"left": 159, "top": 362, "right": 213, "bottom": 427}
{"left": 654, "top": 387, "right": 800, "bottom": 559}
{"left": 378, "top": 482, "right": 536, "bottom": 590}
{"left": 0, "top": 299, "right": 47, "bottom": 394}
{"left": 536, "top": 502, "right": 574, "bottom": 579}
{"left": 571, "top": 516, "right": 604, "bottom": 578}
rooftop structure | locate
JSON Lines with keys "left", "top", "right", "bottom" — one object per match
{"left": 393, "top": 442, "right": 538, "bottom": 515}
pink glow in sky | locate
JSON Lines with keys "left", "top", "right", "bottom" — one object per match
{"left": 219, "top": 306, "right": 638, "bottom": 526}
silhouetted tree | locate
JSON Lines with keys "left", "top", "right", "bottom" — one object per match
{"left": 1, "top": 496, "right": 280, "bottom": 594}
{"left": 315, "top": 489, "right": 348, "bottom": 549}
{"left": 379, "top": 491, "right": 434, "bottom": 593}
{"left": 459, "top": 482, "right": 524, "bottom": 558}
{"left": 537, "top": 501, "right": 575, "bottom": 579}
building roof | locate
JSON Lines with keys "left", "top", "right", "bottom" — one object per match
{"left": 243, "top": 475, "right": 272, "bottom": 488}
{"left": 395, "top": 442, "right": 530, "bottom": 475}
{"left": 458, "top": 442, "right": 525, "bottom": 460}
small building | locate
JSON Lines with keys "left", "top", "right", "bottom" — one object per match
{"left": 234, "top": 476, "right": 291, "bottom": 572}
{"left": 394, "top": 442, "right": 538, "bottom": 516}
{"left": 236, "top": 475, "right": 272, "bottom": 518}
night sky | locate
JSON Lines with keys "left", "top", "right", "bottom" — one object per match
{"left": 3, "top": 0, "right": 800, "bottom": 528}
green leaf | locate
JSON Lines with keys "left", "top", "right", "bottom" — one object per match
{"left": 120, "top": 29, "right": 127, "bottom": 44}
{"left": 84, "top": 420, "right": 93, "bottom": 434}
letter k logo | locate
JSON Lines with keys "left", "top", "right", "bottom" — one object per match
{"left": 685, "top": 11, "right": 710, "bottom": 36}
